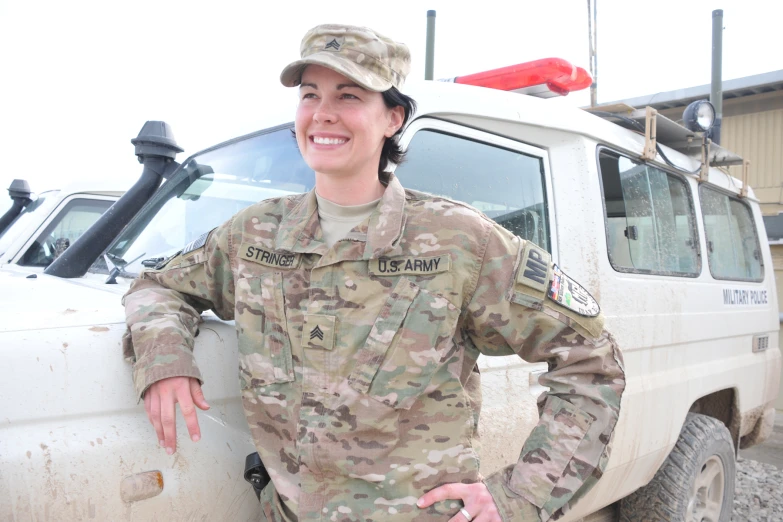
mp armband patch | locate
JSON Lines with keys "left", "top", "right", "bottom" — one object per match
{"left": 516, "top": 242, "right": 551, "bottom": 293}
{"left": 548, "top": 265, "right": 600, "bottom": 317}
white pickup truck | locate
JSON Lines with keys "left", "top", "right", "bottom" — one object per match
{"left": 1, "top": 60, "right": 779, "bottom": 522}
{"left": 0, "top": 181, "right": 123, "bottom": 269}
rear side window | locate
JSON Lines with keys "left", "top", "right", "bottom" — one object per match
{"left": 396, "top": 129, "right": 550, "bottom": 251}
{"left": 599, "top": 150, "right": 699, "bottom": 276}
{"left": 700, "top": 186, "right": 763, "bottom": 281}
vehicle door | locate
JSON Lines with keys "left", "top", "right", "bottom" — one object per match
{"left": 394, "top": 118, "right": 555, "bottom": 475}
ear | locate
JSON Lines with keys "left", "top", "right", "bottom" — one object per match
{"left": 384, "top": 105, "right": 405, "bottom": 138}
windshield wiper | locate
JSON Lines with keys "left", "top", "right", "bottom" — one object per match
{"left": 104, "top": 252, "right": 145, "bottom": 284}
{"left": 141, "top": 256, "right": 165, "bottom": 268}
{"left": 105, "top": 253, "right": 127, "bottom": 266}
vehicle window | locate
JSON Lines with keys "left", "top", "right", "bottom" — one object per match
{"left": 19, "top": 198, "right": 113, "bottom": 267}
{"left": 599, "top": 150, "right": 699, "bottom": 276}
{"left": 700, "top": 186, "right": 763, "bottom": 281}
{"left": 395, "top": 129, "right": 550, "bottom": 251}
{"left": 103, "top": 126, "right": 314, "bottom": 275}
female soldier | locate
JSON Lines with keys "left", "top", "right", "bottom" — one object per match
{"left": 123, "top": 24, "right": 625, "bottom": 522}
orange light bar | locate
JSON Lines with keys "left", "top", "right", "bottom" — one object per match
{"left": 448, "top": 57, "right": 593, "bottom": 96}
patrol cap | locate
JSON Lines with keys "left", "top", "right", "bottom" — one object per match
{"left": 280, "top": 24, "right": 411, "bottom": 92}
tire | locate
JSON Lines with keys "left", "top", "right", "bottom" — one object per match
{"left": 618, "top": 413, "right": 735, "bottom": 522}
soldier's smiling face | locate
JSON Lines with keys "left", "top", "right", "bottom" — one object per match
{"left": 296, "top": 65, "right": 403, "bottom": 180}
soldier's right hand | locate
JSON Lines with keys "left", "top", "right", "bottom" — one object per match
{"left": 143, "top": 376, "right": 210, "bottom": 454}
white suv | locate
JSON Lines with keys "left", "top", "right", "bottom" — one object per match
{"left": 0, "top": 67, "right": 778, "bottom": 522}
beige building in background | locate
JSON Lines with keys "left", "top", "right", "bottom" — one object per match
{"left": 610, "top": 70, "right": 783, "bottom": 410}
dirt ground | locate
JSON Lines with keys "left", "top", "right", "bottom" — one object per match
{"left": 739, "top": 411, "right": 783, "bottom": 469}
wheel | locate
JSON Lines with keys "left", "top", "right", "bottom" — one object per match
{"left": 618, "top": 413, "right": 735, "bottom": 522}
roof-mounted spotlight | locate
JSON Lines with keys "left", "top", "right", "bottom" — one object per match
{"left": 682, "top": 100, "right": 716, "bottom": 133}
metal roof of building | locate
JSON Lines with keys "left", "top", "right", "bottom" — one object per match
{"left": 602, "top": 70, "right": 783, "bottom": 111}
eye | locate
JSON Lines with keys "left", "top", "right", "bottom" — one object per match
{"left": 301, "top": 92, "right": 317, "bottom": 100}
{"left": 340, "top": 93, "right": 359, "bottom": 100}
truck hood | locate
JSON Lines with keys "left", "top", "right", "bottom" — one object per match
{"left": 0, "top": 267, "right": 127, "bottom": 333}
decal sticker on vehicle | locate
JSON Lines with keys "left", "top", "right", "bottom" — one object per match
{"left": 722, "top": 288, "right": 768, "bottom": 306}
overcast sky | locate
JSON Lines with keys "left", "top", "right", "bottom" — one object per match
{"left": 1, "top": 0, "right": 781, "bottom": 202}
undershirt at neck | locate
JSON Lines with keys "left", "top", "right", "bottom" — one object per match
{"left": 315, "top": 192, "right": 381, "bottom": 248}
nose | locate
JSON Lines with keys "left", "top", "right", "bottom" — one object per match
{"left": 313, "top": 98, "right": 338, "bottom": 125}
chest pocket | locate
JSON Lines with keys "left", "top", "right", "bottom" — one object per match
{"left": 235, "top": 272, "right": 295, "bottom": 388}
{"left": 347, "top": 277, "right": 460, "bottom": 409}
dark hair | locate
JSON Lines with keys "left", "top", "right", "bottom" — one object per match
{"left": 378, "top": 87, "right": 417, "bottom": 185}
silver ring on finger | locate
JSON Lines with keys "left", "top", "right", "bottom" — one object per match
{"left": 460, "top": 507, "right": 474, "bottom": 522}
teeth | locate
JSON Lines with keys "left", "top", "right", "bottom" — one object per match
{"left": 313, "top": 137, "right": 346, "bottom": 145}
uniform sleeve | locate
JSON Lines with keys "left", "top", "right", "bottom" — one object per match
{"left": 465, "top": 224, "right": 625, "bottom": 522}
{"left": 121, "top": 217, "right": 236, "bottom": 401}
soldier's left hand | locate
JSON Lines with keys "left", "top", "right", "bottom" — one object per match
{"left": 417, "top": 482, "right": 501, "bottom": 521}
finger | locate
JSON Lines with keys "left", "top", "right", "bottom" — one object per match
{"left": 144, "top": 389, "right": 152, "bottom": 423}
{"left": 418, "top": 483, "right": 469, "bottom": 508}
{"left": 160, "top": 389, "right": 177, "bottom": 454}
{"left": 447, "top": 506, "right": 475, "bottom": 522}
{"left": 147, "top": 389, "right": 165, "bottom": 447}
{"left": 189, "top": 379, "right": 210, "bottom": 410}
{"left": 469, "top": 498, "right": 502, "bottom": 522}
{"left": 178, "top": 389, "right": 201, "bottom": 442}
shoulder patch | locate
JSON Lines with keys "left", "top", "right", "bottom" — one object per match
{"left": 150, "top": 229, "right": 213, "bottom": 271}
{"left": 547, "top": 265, "right": 600, "bottom": 317}
{"left": 516, "top": 242, "right": 551, "bottom": 293}
{"left": 182, "top": 231, "right": 210, "bottom": 255}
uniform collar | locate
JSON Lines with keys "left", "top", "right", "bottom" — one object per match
{"left": 274, "top": 190, "right": 325, "bottom": 254}
{"left": 275, "top": 174, "right": 406, "bottom": 259}
{"left": 364, "top": 174, "right": 406, "bottom": 259}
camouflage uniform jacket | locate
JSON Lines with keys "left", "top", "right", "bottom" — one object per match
{"left": 123, "top": 174, "right": 625, "bottom": 522}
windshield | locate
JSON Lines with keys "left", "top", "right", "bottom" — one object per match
{"left": 0, "top": 191, "right": 59, "bottom": 258}
{"left": 101, "top": 125, "right": 314, "bottom": 276}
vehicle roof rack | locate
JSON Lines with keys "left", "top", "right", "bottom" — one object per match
{"left": 585, "top": 103, "right": 751, "bottom": 196}
{"left": 584, "top": 103, "right": 743, "bottom": 167}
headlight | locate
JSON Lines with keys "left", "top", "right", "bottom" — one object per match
{"left": 682, "top": 100, "right": 716, "bottom": 133}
